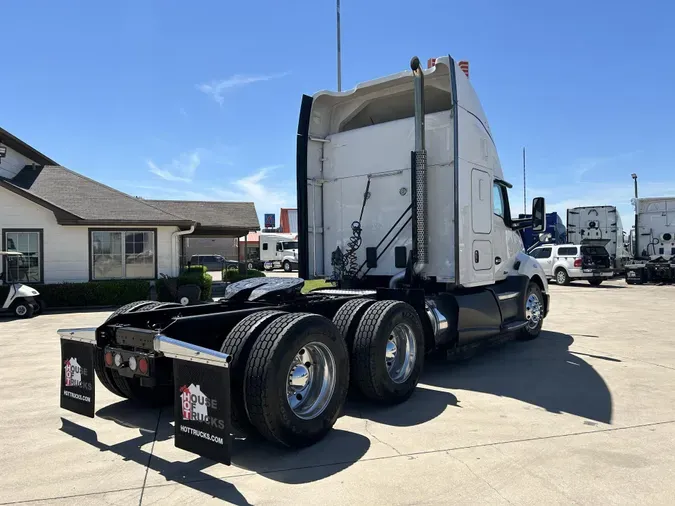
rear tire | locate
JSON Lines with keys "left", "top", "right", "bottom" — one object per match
{"left": 516, "top": 283, "right": 544, "bottom": 341}
{"left": 588, "top": 279, "right": 603, "bottom": 286}
{"left": 351, "top": 300, "right": 425, "bottom": 404}
{"left": 332, "top": 298, "right": 376, "bottom": 348}
{"left": 243, "top": 313, "right": 349, "bottom": 448}
{"left": 98, "top": 301, "right": 177, "bottom": 405}
{"left": 93, "top": 300, "right": 157, "bottom": 398}
{"left": 220, "top": 310, "right": 287, "bottom": 435}
{"left": 555, "top": 268, "right": 570, "bottom": 285}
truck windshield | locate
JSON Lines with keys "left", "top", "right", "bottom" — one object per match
{"left": 282, "top": 241, "right": 298, "bottom": 250}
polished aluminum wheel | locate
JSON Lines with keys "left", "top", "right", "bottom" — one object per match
{"left": 286, "top": 342, "right": 336, "bottom": 420}
{"left": 525, "top": 292, "right": 542, "bottom": 329}
{"left": 556, "top": 270, "right": 566, "bottom": 284}
{"left": 385, "top": 323, "right": 417, "bottom": 384}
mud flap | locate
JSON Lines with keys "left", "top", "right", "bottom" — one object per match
{"left": 172, "top": 359, "right": 232, "bottom": 465}
{"left": 153, "top": 334, "right": 232, "bottom": 465}
{"left": 60, "top": 338, "right": 96, "bottom": 418}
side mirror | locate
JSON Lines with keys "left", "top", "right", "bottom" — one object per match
{"left": 531, "top": 197, "right": 546, "bottom": 232}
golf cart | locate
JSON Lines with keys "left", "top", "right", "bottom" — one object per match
{"left": 0, "top": 251, "right": 42, "bottom": 318}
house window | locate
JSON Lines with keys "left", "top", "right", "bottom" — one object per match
{"left": 91, "top": 230, "right": 155, "bottom": 280}
{"left": 2, "top": 229, "right": 43, "bottom": 283}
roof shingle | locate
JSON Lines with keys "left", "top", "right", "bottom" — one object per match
{"left": 146, "top": 200, "right": 260, "bottom": 231}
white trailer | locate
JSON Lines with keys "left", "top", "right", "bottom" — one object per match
{"left": 56, "top": 54, "right": 550, "bottom": 465}
{"left": 259, "top": 232, "right": 299, "bottom": 272}
{"left": 566, "top": 206, "right": 631, "bottom": 273}
{"left": 626, "top": 197, "right": 675, "bottom": 283}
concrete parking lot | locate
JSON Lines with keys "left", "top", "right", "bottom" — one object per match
{"left": 1, "top": 279, "right": 675, "bottom": 505}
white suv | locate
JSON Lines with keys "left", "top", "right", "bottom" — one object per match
{"left": 529, "top": 243, "right": 614, "bottom": 286}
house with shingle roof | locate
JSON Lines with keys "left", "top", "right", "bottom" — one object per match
{"left": 0, "top": 126, "right": 260, "bottom": 284}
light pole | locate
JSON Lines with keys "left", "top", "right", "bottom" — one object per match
{"left": 336, "top": 0, "right": 342, "bottom": 92}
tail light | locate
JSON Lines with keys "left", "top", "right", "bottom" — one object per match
{"left": 138, "top": 357, "right": 149, "bottom": 375}
{"left": 104, "top": 351, "right": 113, "bottom": 367}
{"left": 574, "top": 258, "right": 582, "bottom": 267}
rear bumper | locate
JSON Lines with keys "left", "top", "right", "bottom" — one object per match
{"left": 571, "top": 268, "right": 614, "bottom": 279}
{"left": 57, "top": 327, "right": 233, "bottom": 465}
{"left": 626, "top": 262, "right": 675, "bottom": 283}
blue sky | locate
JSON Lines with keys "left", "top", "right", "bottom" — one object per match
{"left": 1, "top": 0, "right": 674, "bottom": 225}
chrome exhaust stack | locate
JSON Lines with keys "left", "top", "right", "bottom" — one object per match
{"left": 410, "top": 56, "right": 428, "bottom": 275}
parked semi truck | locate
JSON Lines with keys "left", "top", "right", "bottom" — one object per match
{"left": 566, "top": 205, "right": 631, "bottom": 274}
{"left": 518, "top": 212, "right": 567, "bottom": 251}
{"left": 259, "top": 232, "right": 299, "bottom": 272}
{"left": 625, "top": 197, "right": 675, "bottom": 284}
{"left": 58, "top": 54, "right": 549, "bottom": 465}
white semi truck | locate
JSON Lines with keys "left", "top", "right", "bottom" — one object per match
{"left": 566, "top": 205, "right": 631, "bottom": 273}
{"left": 259, "top": 232, "right": 299, "bottom": 272}
{"left": 56, "top": 54, "right": 549, "bottom": 465}
{"left": 625, "top": 197, "right": 675, "bottom": 284}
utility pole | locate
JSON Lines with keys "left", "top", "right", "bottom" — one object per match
{"left": 523, "top": 147, "right": 526, "bottom": 215}
{"left": 632, "top": 173, "right": 639, "bottom": 258}
{"left": 337, "top": 0, "right": 342, "bottom": 92}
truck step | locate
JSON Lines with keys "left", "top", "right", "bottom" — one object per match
{"left": 501, "top": 320, "right": 528, "bottom": 332}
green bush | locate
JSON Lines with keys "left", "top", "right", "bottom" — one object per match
{"left": 38, "top": 280, "right": 151, "bottom": 308}
{"left": 223, "top": 268, "right": 266, "bottom": 282}
{"left": 156, "top": 269, "right": 213, "bottom": 302}
{"left": 183, "top": 265, "right": 208, "bottom": 275}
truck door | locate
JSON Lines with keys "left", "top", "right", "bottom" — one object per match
{"left": 468, "top": 168, "right": 494, "bottom": 285}
{"left": 492, "top": 181, "right": 510, "bottom": 282}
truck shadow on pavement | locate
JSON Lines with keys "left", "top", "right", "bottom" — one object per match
{"left": 565, "top": 282, "right": 626, "bottom": 289}
{"left": 60, "top": 401, "right": 371, "bottom": 504}
{"left": 343, "top": 386, "right": 458, "bottom": 427}
{"left": 422, "top": 330, "right": 614, "bottom": 425}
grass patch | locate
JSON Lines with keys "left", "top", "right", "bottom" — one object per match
{"left": 302, "top": 279, "right": 334, "bottom": 294}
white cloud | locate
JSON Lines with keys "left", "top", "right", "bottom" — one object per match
{"left": 196, "top": 72, "right": 290, "bottom": 105}
{"left": 568, "top": 151, "right": 642, "bottom": 182}
{"left": 209, "top": 165, "right": 295, "bottom": 220}
{"left": 147, "top": 149, "right": 203, "bottom": 182}
{"left": 121, "top": 165, "right": 295, "bottom": 225}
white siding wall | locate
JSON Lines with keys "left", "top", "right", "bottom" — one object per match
{"left": 0, "top": 144, "right": 38, "bottom": 179}
{"left": 1, "top": 187, "right": 180, "bottom": 283}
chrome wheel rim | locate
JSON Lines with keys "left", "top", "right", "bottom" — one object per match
{"left": 286, "top": 342, "right": 336, "bottom": 420}
{"left": 556, "top": 271, "right": 565, "bottom": 284}
{"left": 15, "top": 305, "right": 27, "bottom": 316}
{"left": 385, "top": 323, "right": 417, "bottom": 384}
{"left": 525, "top": 293, "right": 542, "bottom": 329}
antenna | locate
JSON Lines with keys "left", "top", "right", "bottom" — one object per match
{"left": 336, "top": 0, "right": 342, "bottom": 92}
{"left": 523, "top": 147, "right": 526, "bottom": 215}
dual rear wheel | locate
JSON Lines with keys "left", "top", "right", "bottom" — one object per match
{"left": 220, "top": 298, "right": 424, "bottom": 447}
{"left": 95, "top": 297, "right": 424, "bottom": 449}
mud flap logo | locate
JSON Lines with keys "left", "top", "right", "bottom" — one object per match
{"left": 60, "top": 340, "right": 95, "bottom": 418}
{"left": 173, "top": 362, "right": 231, "bottom": 464}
